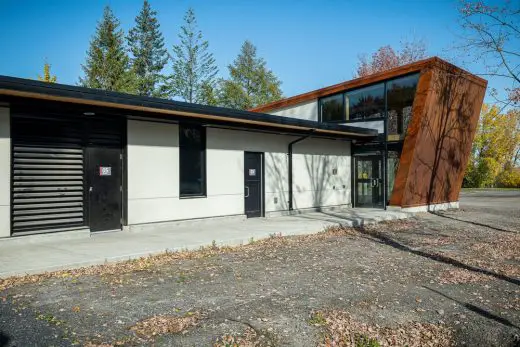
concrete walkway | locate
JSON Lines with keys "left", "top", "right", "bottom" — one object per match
{"left": 0, "top": 208, "right": 410, "bottom": 277}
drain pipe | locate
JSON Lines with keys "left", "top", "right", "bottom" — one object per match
{"left": 288, "top": 131, "right": 314, "bottom": 211}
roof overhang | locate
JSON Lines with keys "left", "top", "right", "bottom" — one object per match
{"left": 250, "top": 57, "right": 487, "bottom": 113}
{"left": 0, "top": 76, "right": 377, "bottom": 141}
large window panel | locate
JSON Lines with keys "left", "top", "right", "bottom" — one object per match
{"left": 320, "top": 93, "right": 345, "bottom": 122}
{"left": 345, "top": 83, "right": 385, "bottom": 120}
{"left": 179, "top": 124, "right": 206, "bottom": 197}
{"left": 386, "top": 73, "right": 419, "bottom": 140}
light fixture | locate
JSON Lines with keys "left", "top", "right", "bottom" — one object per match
{"left": 83, "top": 112, "right": 95, "bottom": 116}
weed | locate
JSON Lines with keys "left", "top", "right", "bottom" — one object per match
{"left": 36, "top": 313, "right": 65, "bottom": 326}
{"left": 355, "top": 333, "right": 381, "bottom": 347}
{"left": 177, "top": 272, "right": 188, "bottom": 283}
{"left": 309, "top": 311, "right": 327, "bottom": 326}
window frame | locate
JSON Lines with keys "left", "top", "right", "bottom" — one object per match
{"left": 179, "top": 123, "right": 207, "bottom": 198}
{"left": 318, "top": 92, "right": 346, "bottom": 123}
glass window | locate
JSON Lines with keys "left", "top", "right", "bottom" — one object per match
{"left": 345, "top": 83, "right": 385, "bottom": 120}
{"left": 320, "top": 93, "right": 345, "bottom": 122}
{"left": 179, "top": 124, "right": 206, "bottom": 197}
{"left": 386, "top": 74, "right": 419, "bottom": 140}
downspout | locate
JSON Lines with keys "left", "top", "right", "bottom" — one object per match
{"left": 288, "top": 130, "right": 314, "bottom": 211}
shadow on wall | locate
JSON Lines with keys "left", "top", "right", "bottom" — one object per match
{"left": 265, "top": 152, "right": 288, "bottom": 211}
{"left": 404, "top": 66, "right": 484, "bottom": 207}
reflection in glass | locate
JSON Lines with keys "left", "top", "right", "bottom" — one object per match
{"left": 387, "top": 151, "right": 400, "bottom": 200}
{"left": 345, "top": 83, "right": 385, "bottom": 120}
{"left": 386, "top": 74, "right": 419, "bottom": 140}
{"left": 179, "top": 124, "right": 206, "bottom": 196}
{"left": 320, "top": 93, "right": 344, "bottom": 122}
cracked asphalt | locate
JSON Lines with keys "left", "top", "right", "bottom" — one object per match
{"left": 0, "top": 190, "right": 519, "bottom": 347}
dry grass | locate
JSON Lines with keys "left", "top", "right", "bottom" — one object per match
{"left": 315, "top": 310, "right": 453, "bottom": 347}
{"left": 129, "top": 313, "right": 200, "bottom": 340}
{"left": 437, "top": 268, "right": 494, "bottom": 284}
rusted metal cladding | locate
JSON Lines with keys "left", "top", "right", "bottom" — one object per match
{"left": 390, "top": 64, "right": 487, "bottom": 207}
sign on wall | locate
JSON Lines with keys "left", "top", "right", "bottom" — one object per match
{"left": 249, "top": 169, "right": 256, "bottom": 176}
{"left": 99, "top": 166, "right": 112, "bottom": 176}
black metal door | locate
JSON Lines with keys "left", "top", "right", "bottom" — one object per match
{"left": 88, "top": 147, "right": 122, "bottom": 231}
{"left": 355, "top": 156, "right": 383, "bottom": 208}
{"left": 244, "top": 152, "right": 263, "bottom": 218}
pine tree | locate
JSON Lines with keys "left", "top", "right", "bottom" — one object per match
{"left": 219, "top": 41, "right": 282, "bottom": 110}
{"left": 166, "top": 8, "right": 218, "bottom": 104}
{"left": 80, "top": 6, "right": 135, "bottom": 92}
{"left": 127, "top": 0, "right": 168, "bottom": 97}
{"left": 38, "top": 61, "right": 57, "bottom": 83}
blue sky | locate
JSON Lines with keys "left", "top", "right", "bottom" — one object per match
{"left": 0, "top": 0, "right": 505, "bottom": 101}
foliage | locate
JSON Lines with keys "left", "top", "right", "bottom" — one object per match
{"left": 80, "top": 6, "right": 135, "bottom": 93}
{"left": 127, "top": 0, "right": 168, "bottom": 97}
{"left": 464, "top": 104, "right": 520, "bottom": 187}
{"left": 218, "top": 40, "right": 283, "bottom": 110}
{"left": 37, "top": 61, "right": 57, "bottom": 83}
{"left": 457, "top": 0, "right": 520, "bottom": 107}
{"left": 354, "top": 334, "right": 381, "bottom": 347}
{"left": 355, "top": 38, "right": 427, "bottom": 77}
{"left": 166, "top": 8, "right": 218, "bottom": 104}
{"left": 496, "top": 168, "right": 520, "bottom": 188}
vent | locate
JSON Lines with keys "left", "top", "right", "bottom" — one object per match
{"left": 11, "top": 116, "right": 85, "bottom": 234}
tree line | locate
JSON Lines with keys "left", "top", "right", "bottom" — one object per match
{"left": 43, "top": 1, "right": 283, "bottom": 110}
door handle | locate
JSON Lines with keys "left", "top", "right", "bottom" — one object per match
{"left": 245, "top": 186, "right": 250, "bottom": 198}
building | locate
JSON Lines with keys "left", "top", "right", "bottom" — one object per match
{"left": 0, "top": 57, "right": 486, "bottom": 237}
{"left": 252, "top": 57, "right": 487, "bottom": 212}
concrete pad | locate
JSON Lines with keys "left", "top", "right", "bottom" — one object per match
{"left": 0, "top": 208, "right": 410, "bottom": 277}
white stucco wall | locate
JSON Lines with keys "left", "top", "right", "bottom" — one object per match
{"left": 269, "top": 100, "right": 318, "bottom": 121}
{"left": 0, "top": 107, "right": 11, "bottom": 238}
{"left": 127, "top": 119, "right": 351, "bottom": 225}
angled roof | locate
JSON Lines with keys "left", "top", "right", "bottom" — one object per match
{"left": 250, "top": 57, "right": 487, "bottom": 113}
{"left": 0, "top": 75, "right": 377, "bottom": 140}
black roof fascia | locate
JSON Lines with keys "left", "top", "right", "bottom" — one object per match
{"left": 0, "top": 75, "right": 377, "bottom": 139}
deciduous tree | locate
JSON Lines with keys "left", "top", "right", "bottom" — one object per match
{"left": 355, "top": 39, "right": 427, "bottom": 77}
{"left": 457, "top": 0, "right": 520, "bottom": 107}
{"left": 166, "top": 8, "right": 218, "bottom": 104}
{"left": 127, "top": 0, "right": 168, "bottom": 97}
{"left": 80, "top": 6, "right": 135, "bottom": 93}
{"left": 38, "top": 61, "right": 57, "bottom": 83}
{"left": 219, "top": 40, "right": 283, "bottom": 110}
{"left": 464, "top": 104, "right": 520, "bottom": 187}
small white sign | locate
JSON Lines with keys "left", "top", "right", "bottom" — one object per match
{"left": 249, "top": 169, "right": 256, "bottom": 176}
{"left": 99, "top": 166, "right": 112, "bottom": 176}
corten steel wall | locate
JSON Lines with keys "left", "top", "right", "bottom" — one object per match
{"left": 390, "top": 62, "right": 487, "bottom": 208}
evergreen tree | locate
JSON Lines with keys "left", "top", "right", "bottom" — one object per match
{"left": 219, "top": 40, "right": 282, "bottom": 110}
{"left": 38, "top": 61, "right": 57, "bottom": 83}
{"left": 127, "top": 0, "right": 168, "bottom": 97}
{"left": 166, "top": 8, "right": 218, "bottom": 104}
{"left": 80, "top": 6, "right": 135, "bottom": 92}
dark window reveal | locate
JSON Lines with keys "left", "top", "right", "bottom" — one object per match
{"left": 386, "top": 74, "right": 419, "bottom": 139}
{"left": 179, "top": 124, "right": 206, "bottom": 197}
{"left": 345, "top": 83, "right": 385, "bottom": 120}
{"left": 320, "top": 93, "right": 345, "bottom": 122}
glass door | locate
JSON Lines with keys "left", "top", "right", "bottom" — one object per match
{"left": 355, "top": 156, "right": 383, "bottom": 208}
